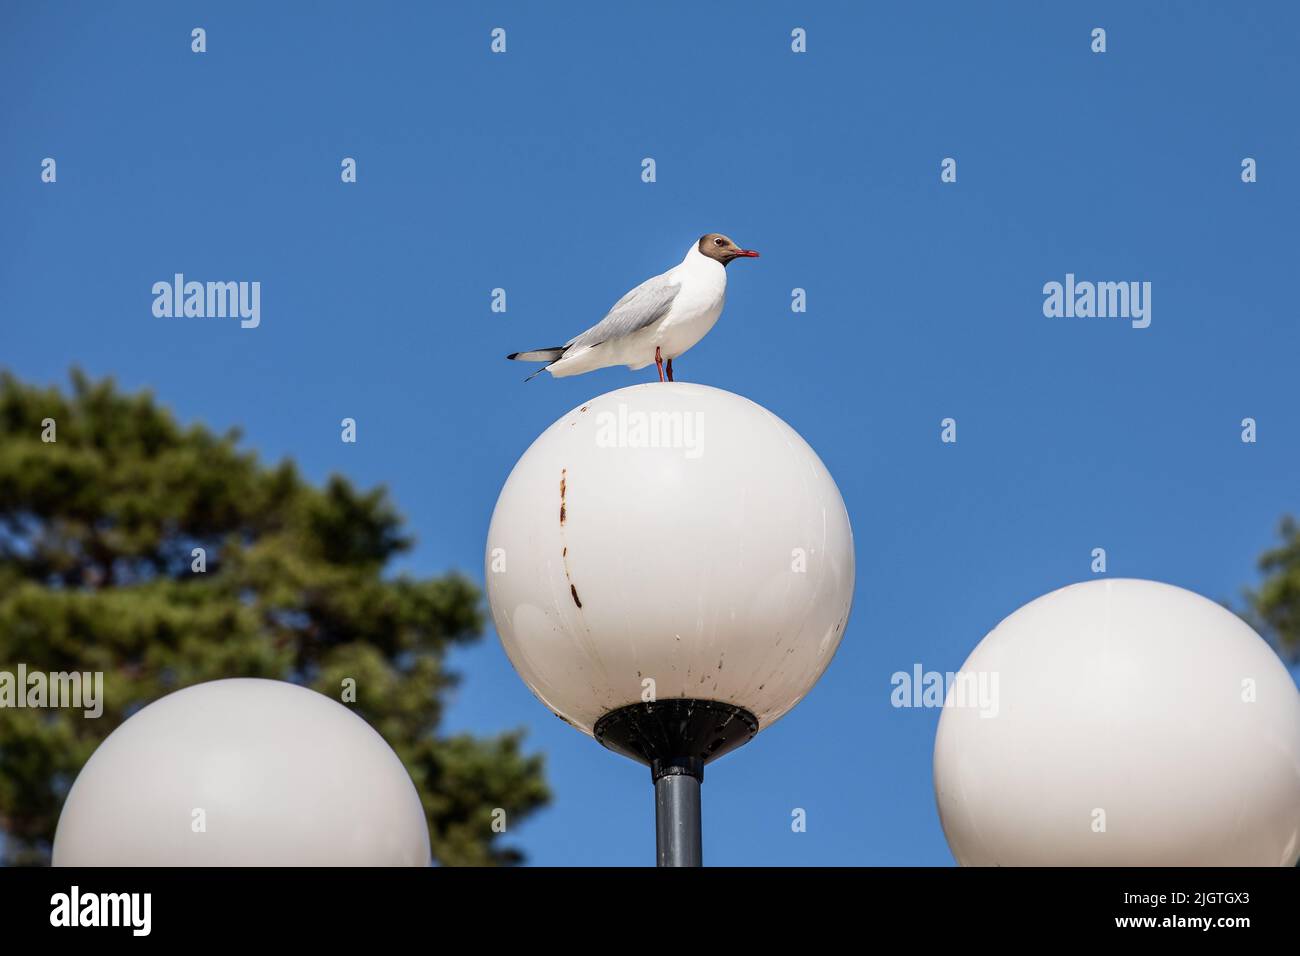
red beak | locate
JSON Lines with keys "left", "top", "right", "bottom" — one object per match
{"left": 736, "top": 249, "right": 760, "bottom": 258}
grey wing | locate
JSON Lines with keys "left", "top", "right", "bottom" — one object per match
{"left": 564, "top": 274, "right": 680, "bottom": 351}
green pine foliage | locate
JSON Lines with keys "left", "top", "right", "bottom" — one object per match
{"left": 1243, "top": 516, "right": 1300, "bottom": 661}
{"left": 0, "top": 369, "right": 548, "bottom": 865}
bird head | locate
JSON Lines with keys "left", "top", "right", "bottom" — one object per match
{"left": 698, "top": 233, "right": 760, "bottom": 265}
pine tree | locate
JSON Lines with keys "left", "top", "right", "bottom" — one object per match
{"left": 1243, "top": 516, "right": 1300, "bottom": 661}
{"left": 0, "top": 369, "right": 548, "bottom": 865}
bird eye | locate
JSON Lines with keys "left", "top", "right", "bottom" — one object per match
{"left": 714, "top": 238, "right": 724, "bottom": 245}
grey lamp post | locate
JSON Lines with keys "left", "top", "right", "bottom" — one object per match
{"left": 657, "top": 770, "right": 701, "bottom": 867}
{"left": 486, "top": 382, "right": 855, "bottom": 866}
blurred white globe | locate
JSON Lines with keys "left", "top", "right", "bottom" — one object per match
{"left": 52, "top": 678, "right": 430, "bottom": 866}
{"left": 486, "top": 382, "right": 855, "bottom": 735}
{"left": 934, "top": 578, "right": 1300, "bottom": 866}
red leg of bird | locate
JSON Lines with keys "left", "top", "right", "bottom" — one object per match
{"left": 666, "top": 358, "right": 674, "bottom": 382}
{"left": 655, "top": 346, "right": 664, "bottom": 383}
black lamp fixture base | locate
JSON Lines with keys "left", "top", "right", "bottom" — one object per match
{"left": 593, "top": 698, "right": 759, "bottom": 782}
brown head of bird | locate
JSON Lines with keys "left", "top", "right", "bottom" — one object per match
{"left": 697, "top": 233, "right": 760, "bottom": 265}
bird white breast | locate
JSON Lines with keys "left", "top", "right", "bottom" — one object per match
{"left": 654, "top": 251, "right": 727, "bottom": 359}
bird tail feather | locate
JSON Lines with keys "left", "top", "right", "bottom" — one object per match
{"left": 507, "top": 347, "right": 565, "bottom": 363}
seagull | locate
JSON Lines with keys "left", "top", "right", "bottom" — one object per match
{"left": 507, "top": 233, "right": 759, "bottom": 382}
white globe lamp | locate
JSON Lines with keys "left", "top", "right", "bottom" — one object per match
{"left": 486, "top": 382, "right": 855, "bottom": 864}
{"left": 934, "top": 578, "right": 1300, "bottom": 866}
{"left": 52, "top": 678, "right": 430, "bottom": 866}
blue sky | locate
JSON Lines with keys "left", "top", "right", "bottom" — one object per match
{"left": 3, "top": 2, "right": 1298, "bottom": 865}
